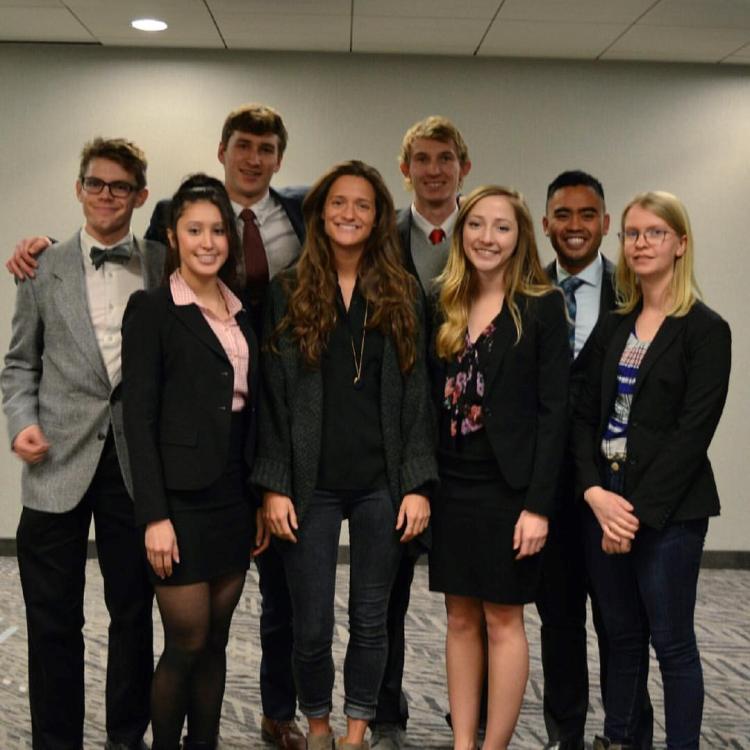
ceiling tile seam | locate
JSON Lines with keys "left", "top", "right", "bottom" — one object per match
{"left": 718, "top": 40, "right": 750, "bottom": 63}
{"left": 595, "top": 0, "right": 663, "bottom": 61}
{"left": 203, "top": 0, "right": 227, "bottom": 49}
{"left": 473, "top": 0, "right": 507, "bottom": 57}
{"left": 59, "top": 1, "right": 99, "bottom": 45}
{"left": 349, "top": 0, "right": 354, "bottom": 53}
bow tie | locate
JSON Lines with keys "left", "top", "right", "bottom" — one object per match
{"left": 90, "top": 244, "right": 132, "bottom": 270}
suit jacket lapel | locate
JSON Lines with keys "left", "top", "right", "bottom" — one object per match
{"left": 482, "top": 302, "right": 516, "bottom": 394}
{"left": 169, "top": 301, "right": 228, "bottom": 362}
{"left": 632, "top": 315, "right": 683, "bottom": 401}
{"left": 49, "top": 237, "right": 110, "bottom": 388}
{"left": 600, "top": 256, "right": 617, "bottom": 312}
{"left": 134, "top": 237, "right": 165, "bottom": 290}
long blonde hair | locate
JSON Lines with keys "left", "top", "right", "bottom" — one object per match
{"left": 435, "top": 185, "right": 552, "bottom": 360}
{"left": 615, "top": 191, "right": 700, "bottom": 316}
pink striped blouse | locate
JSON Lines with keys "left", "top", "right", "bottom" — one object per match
{"left": 170, "top": 271, "right": 249, "bottom": 412}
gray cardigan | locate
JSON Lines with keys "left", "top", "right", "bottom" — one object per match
{"left": 251, "top": 271, "right": 438, "bottom": 523}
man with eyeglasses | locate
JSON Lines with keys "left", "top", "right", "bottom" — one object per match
{"left": 537, "top": 170, "right": 653, "bottom": 750}
{"left": 4, "top": 104, "right": 308, "bottom": 750}
{"left": 1, "top": 137, "right": 163, "bottom": 750}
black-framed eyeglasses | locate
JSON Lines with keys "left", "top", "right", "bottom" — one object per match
{"left": 618, "top": 228, "right": 673, "bottom": 246}
{"left": 81, "top": 177, "right": 138, "bottom": 198}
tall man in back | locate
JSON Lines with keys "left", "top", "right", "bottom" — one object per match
{"left": 147, "top": 104, "right": 308, "bottom": 750}
{"left": 1, "top": 138, "right": 162, "bottom": 750}
{"left": 537, "top": 170, "right": 652, "bottom": 750}
{"left": 370, "top": 115, "right": 471, "bottom": 750}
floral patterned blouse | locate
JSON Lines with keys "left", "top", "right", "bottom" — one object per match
{"left": 443, "top": 319, "right": 497, "bottom": 442}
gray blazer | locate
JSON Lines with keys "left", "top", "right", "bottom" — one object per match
{"left": 1, "top": 232, "right": 165, "bottom": 512}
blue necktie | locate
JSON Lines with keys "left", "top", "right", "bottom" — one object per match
{"left": 90, "top": 243, "right": 132, "bottom": 270}
{"left": 560, "top": 275, "right": 585, "bottom": 355}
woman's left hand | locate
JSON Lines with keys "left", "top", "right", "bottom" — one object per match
{"left": 513, "top": 510, "right": 548, "bottom": 559}
{"left": 396, "top": 493, "right": 431, "bottom": 542}
{"left": 252, "top": 507, "right": 271, "bottom": 557}
{"left": 602, "top": 535, "right": 632, "bottom": 555}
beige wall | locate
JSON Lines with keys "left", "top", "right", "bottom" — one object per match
{"left": 0, "top": 44, "right": 747, "bottom": 549}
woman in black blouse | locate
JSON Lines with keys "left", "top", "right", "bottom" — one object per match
{"left": 573, "top": 192, "right": 731, "bottom": 749}
{"left": 252, "top": 161, "right": 437, "bottom": 750}
{"left": 430, "top": 186, "right": 569, "bottom": 750}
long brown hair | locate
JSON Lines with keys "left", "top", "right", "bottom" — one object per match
{"left": 278, "top": 160, "right": 418, "bottom": 372}
{"left": 436, "top": 185, "right": 552, "bottom": 360}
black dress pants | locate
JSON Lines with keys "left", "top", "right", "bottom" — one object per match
{"left": 16, "top": 434, "right": 153, "bottom": 750}
{"left": 536, "top": 502, "right": 653, "bottom": 748}
{"left": 255, "top": 542, "right": 298, "bottom": 720}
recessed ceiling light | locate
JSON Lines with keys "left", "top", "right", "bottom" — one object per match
{"left": 131, "top": 18, "right": 168, "bottom": 32}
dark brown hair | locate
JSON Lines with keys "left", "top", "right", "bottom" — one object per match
{"left": 220, "top": 103, "right": 288, "bottom": 156}
{"left": 79, "top": 137, "right": 147, "bottom": 190}
{"left": 278, "top": 160, "right": 418, "bottom": 373}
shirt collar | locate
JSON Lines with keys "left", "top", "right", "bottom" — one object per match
{"left": 232, "top": 189, "right": 273, "bottom": 225}
{"left": 556, "top": 252, "right": 603, "bottom": 288}
{"left": 411, "top": 203, "right": 458, "bottom": 239}
{"left": 170, "top": 269, "right": 242, "bottom": 317}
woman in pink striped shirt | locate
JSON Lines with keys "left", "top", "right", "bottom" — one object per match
{"left": 122, "top": 174, "right": 266, "bottom": 750}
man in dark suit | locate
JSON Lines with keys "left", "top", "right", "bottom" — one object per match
{"left": 1, "top": 138, "right": 163, "bottom": 750}
{"left": 371, "top": 116, "right": 471, "bottom": 750}
{"left": 537, "top": 170, "right": 652, "bottom": 750}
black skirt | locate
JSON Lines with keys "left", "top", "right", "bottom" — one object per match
{"left": 429, "top": 453, "right": 542, "bottom": 605}
{"left": 148, "top": 414, "right": 254, "bottom": 587}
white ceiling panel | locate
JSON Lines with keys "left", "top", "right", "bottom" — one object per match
{"left": 354, "top": 0, "right": 500, "bottom": 20}
{"left": 65, "top": 0, "right": 223, "bottom": 46}
{"left": 0, "top": 6, "right": 92, "bottom": 41}
{"left": 208, "top": 0, "right": 348, "bottom": 13}
{"left": 0, "top": 0, "right": 62, "bottom": 6}
{"left": 222, "top": 13, "right": 350, "bottom": 52}
{"left": 602, "top": 24, "right": 750, "bottom": 62}
{"left": 353, "top": 16, "right": 486, "bottom": 55}
{"left": 480, "top": 20, "right": 626, "bottom": 59}
{"left": 497, "top": 0, "right": 655, "bottom": 25}
{"left": 639, "top": 0, "right": 750, "bottom": 29}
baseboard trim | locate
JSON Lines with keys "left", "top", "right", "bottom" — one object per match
{"left": 0, "top": 539, "right": 747, "bottom": 569}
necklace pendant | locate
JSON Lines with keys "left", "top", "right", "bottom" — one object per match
{"left": 353, "top": 376, "right": 364, "bottom": 391}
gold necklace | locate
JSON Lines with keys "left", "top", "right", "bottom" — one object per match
{"left": 351, "top": 300, "right": 368, "bottom": 390}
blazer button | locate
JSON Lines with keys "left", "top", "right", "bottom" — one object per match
{"left": 221, "top": 371, "right": 229, "bottom": 377}
{"left": 97, "top": 432, "right": 106, "bottom": 440}
{"left": 218, "top": 405, "right": 227, "bottom": 411}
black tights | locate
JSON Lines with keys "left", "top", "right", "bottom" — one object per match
{"left": 151, "top": 571, "right": 246, "bottom": 750}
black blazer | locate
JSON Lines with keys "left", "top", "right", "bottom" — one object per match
{"left": 431, "top": 291, "right": 570, "bottom": 518}
{"left": 572, "top": 301, "right": 731, "bottom": 530}
{"left": 121, "top": 285, "right": 260, "bottom": 526}
{"left": 145, "top": 186, "right": 306, "bottom": 247}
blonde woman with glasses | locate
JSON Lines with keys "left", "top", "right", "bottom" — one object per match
{"left": 572, "top": 192, "right": 731, "bottom": 749}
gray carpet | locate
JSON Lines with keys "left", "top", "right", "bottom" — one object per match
{"left": 0, "top": 559, "right": 747, "bottom": 748}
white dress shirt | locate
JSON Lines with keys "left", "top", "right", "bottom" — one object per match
{"left": 411, "top": 203, "right": 458, "bottom": 240}
{"left": 233, "top": 191, "right": 301, "bottom": 279}
{"left": 556, "top": 253, "right": 604, "bottom": 359}
{"left": 80, "top": 228, "right": 144, "bottom": 388}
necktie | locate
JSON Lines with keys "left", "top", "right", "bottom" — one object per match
{"left": 559, "top": 275, "right": 585, "bottom": 355}
{"left": 429, "top": 228, "right": 446, "bottom": 245}
{"left": 240, "top": 208, "right": 269, "bottom": 302}
{"left": 90, "top": 244, "right": 132, "bottom": 270}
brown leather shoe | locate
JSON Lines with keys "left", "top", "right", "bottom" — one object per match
{"left": 261, "top": 716, "right": 306, "bottom": 750}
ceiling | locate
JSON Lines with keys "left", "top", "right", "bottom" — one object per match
{"left": 2, "top": 0, "right": 749, "bottom": 65}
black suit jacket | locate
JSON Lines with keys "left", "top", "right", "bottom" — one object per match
{"left": 145, "top": 186, "right": 306, "bottom": 247}
{"left": 397, "top": 207, "right": 421, "bottom": 289}
{"left": 572, "top": 301, "right": 731, "bottom": 530}
{"left": 431, "top": 291, "right": 570, "bottom": 518}
{"left": 121, "top": 285, "right": 260, "bottom": 526}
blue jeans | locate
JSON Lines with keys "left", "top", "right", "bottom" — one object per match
{"left": 585, "top": 508, "right": 707, "bottom": 749}
{"left": 278, "top": 488, "right": 402, "bottom": 721}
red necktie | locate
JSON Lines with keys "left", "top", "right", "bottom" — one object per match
{"left": 429, "top": 228, "right": 446, "bottom": 245}
{"left": 240, "top": 208, "right": 269, "bottom": 302}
